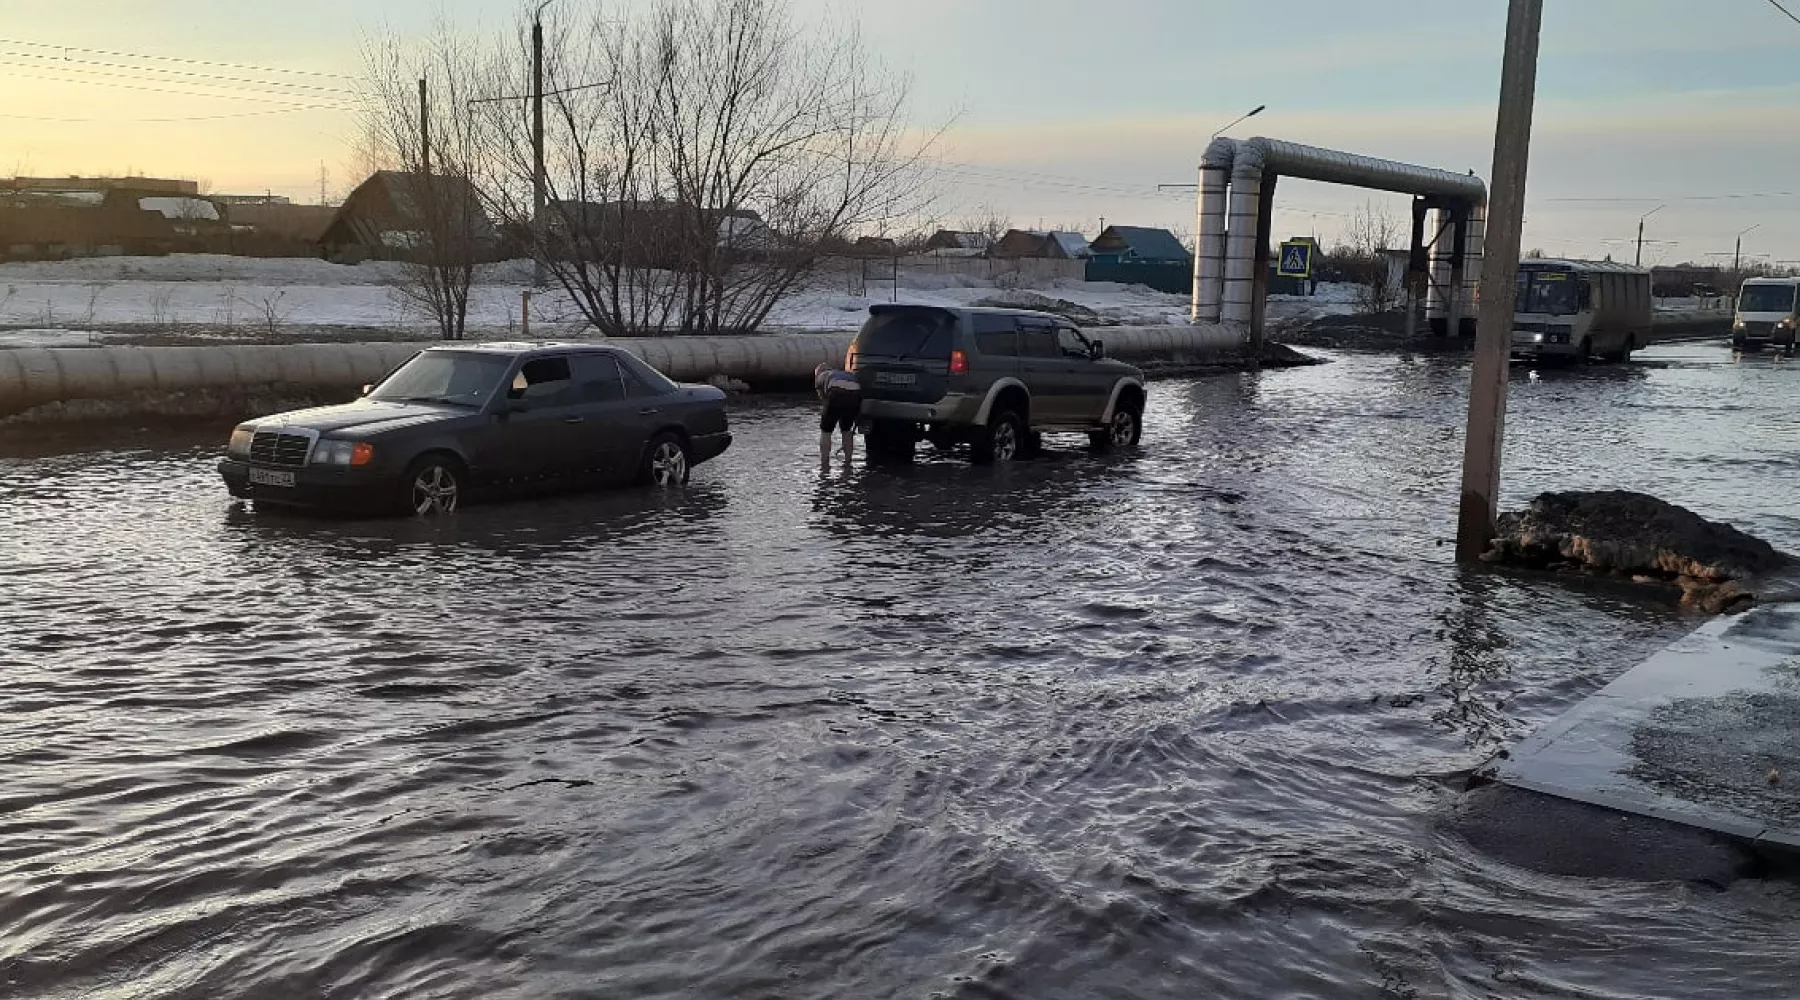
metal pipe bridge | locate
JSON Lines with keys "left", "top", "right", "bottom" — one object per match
{"left": 1190, "top": 137, "right": 1490, "bottom": 344}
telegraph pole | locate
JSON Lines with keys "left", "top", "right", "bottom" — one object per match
{"left": 1456, "top": 0, "right": 1542, "bottom": 563}
{"left": 532, "top": 12, "right": 548, "bottom": 287}
{"left": 418, "top": 78, "right": 430, "bottom": 176}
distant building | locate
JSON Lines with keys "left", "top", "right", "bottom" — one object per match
{"left": 990, "top": 229, "right": 1090, "bottom": 259}
{"left": 0, "top": 176, "right": 226, "bottom": 259}
{"left": 1086, "top": 225, "right": 1190, "bottom": 265}
{"left": 1083, "top": 225, "right": 1191, "bottom": 294}
{"left": 850, "top": 235, "right": 899, "bottom": 257}
{"left": 923, "top": 230, "right": 990, "bottom": 252}
{"left": 321, "top": 171, "right": 498, "bottom": 263}
{"left": 215, "top": 193, "right": 293, "bottom": 206}
{"left": 542, "top": 198, "right": 773, "bottom": 266}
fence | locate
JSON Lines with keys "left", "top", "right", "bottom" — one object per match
{"left": 815, "top": 254, "right": 1088, "bottom": 292}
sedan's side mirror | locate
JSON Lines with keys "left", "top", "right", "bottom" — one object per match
{"left": 503, "top": 397, "right": 531, "bottom": 414}
{"left": 1089, "top": 339, "right": 1105, "bottom": 359}
{"left": 360, "top": 384, "right": 373, "bottom": 396}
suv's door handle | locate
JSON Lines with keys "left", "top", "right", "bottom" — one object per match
{"left": 562, "top": 416, "right": 585, "bottom": 424}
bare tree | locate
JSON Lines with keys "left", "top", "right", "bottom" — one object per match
{"left": 957, "top": 204, "right": 1010, "bottom": 251}
{"left": 469, "top": 0, "right": 938, "bottom": 337}
{"left": 361, "top": 28, "right": 486, "bottom": 341}
{"left": 1335, "top": 200, "right": 1402, "bottom": 313}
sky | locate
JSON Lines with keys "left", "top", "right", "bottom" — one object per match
{"left": 5, "top": 0, "right": 1800, "bottom": 265}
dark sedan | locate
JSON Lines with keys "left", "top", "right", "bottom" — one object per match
{"left": 219, "top": 342, "right": 732, "bottom": 516}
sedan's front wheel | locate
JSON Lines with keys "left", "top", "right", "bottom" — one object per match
{"left": 400, "top": 455, "right": 461, "bottom": 517}
{"left": 640, "top": 432, "right": 692, "bottom": 487}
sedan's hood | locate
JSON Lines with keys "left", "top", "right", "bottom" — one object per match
{"left": 248, "top": 399, "right": 468, "bottom": 436}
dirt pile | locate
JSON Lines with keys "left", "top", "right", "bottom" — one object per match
{"left": 1483, "top": 490, "right": 1793, "bottom": 613}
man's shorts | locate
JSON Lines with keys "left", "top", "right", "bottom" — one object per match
{"left": 820, "top": 391, "right": 860, "bottom": 433}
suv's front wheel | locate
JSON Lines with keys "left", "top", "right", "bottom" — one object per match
{"left": 971, "top": 410, "right": 1023, "bottom": 465}
{"left": 1090, "top": 407, "right": 1142, "bottom": 452}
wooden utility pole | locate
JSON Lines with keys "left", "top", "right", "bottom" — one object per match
{"left": 418, "top": 78, "right": 430, "bottom": 176}
{"left": 532, "top": 15, "right": 547, "bottom": 287}
{"left": 1456, "top": 0, "right": 1542, "bottom": 562}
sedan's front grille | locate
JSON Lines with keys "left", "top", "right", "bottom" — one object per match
{"left": 249, "top": 431, "right": 311, "bottom": 467}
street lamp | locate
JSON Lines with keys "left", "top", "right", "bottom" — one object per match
{"left": 1634, "top": 203, "right": 1664, "bottom": 267}
{"left": 1211, "top": 104, "right": 1266, "bottom": 139}
{"left": 1734, "top": 223, "right": 1761, "bottom": 274}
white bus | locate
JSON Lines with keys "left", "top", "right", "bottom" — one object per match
{"left": 1732, "top": 277, "right": 1799, "bottom": 353}
{"left": 1510, "top": 259, "right": 1653, "bottom": 363}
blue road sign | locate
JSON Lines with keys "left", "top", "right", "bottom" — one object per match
{"left": 1277, "top": 240, "right": 1313, "bottom": 279}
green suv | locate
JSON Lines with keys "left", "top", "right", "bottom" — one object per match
{"left": 849, "top": 305, "right": 1147, "bottom": 464}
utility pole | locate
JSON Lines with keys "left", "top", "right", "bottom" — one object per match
{"left": 419, "top": 77, "right": 430, "bottom": 176}
{"left": 532, "top": 14, "right": 547, "bottom": 287}
{"left": 1456, "top": 0, "right": 1542, "bottom": 563}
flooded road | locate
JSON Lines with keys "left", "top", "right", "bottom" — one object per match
{"left": 2, "top": 344, "right": 1797, "bottom": 999}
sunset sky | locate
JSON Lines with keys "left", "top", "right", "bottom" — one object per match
{"left": 7, "top": 0, "right": 1800, "bottom": 263}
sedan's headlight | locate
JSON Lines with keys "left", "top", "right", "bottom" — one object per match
{"left": 227, "top": 427, "right": 254, "bottom": 458}
{"left": 1734, "top": 318, "right": 1746, "bottom": 330}
{"left": 312, "top": 440, "right": 375, "bottom": 467}
{"left": 1533, "top": 333, "right": 1544, "bottom": 343}
{"left": 1779, "top": 317, "right": 1795, "bottom": 329}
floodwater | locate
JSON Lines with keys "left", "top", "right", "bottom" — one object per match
{"left": 1, "top": 344, "right": 1797, "bottom": 999}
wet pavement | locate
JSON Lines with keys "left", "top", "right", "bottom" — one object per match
{"left": 2, "top": 344, "right": 1798, "bottom": 999}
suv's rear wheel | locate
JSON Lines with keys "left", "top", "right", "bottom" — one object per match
{"left": 971, "top": 410, "right": 1023, "bottom": 465}
{"left": 1090, "top": 407, "right": 1142, "bottom": 451}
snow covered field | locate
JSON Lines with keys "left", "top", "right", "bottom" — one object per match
{"left": 0, "top": 254, "right": 1291, "bottom": 347}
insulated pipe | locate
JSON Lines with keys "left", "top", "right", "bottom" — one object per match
{"left": 1427, "top": 207, "right": 1453, "bottom": 329}
{"left": 0, "top": 326, "right": 1245, "bottom": 419}
{"left": 1220, "top": 142, "right": 1266, "bottom": 328}
{"left": 1461, "top": 203, "right": 1487, "bottom": 336}
{"left": 1191, "top": 137, "right": 1235, "bottom": 323}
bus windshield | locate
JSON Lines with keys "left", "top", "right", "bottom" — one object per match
{"left": 1738, "top": 284, "right": 1797, "bottom": 314}
{"left": 1516, "top": 271, "right": 1579, "bottom": 316}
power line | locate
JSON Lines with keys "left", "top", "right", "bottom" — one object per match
{"left": 0, "top": 47, "right": 361, "bottom": 97}
{"left": 1768, "top": 0, "right": 1800, "bottom": 26}
{"left": 0, "top": 66, "right": 361, "bottom": 109}
{"left": 0, "top": 35, "right": 357, "bottom": 81}
{"left": 0, "top": 104, "right": 347, "bottom": 123}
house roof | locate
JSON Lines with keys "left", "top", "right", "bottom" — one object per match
{"left": 328, "top": 171, "right": 497, "bottom": 246}
{"left": 1046, "top": 231, "right": 1090, "bottom": 258}
{"left": 927, "top": 230, "right": 990, "bottom": 249}
{"left": 1091, "top": 225, "right": 1187, "bottom": 261}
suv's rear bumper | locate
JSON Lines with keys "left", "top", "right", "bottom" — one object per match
{"left": 860, "top": 394, "right": 982, "bottom": 425}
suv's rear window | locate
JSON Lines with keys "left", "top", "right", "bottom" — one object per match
{"left": 854, "top": 309, "right": 954, "bottom": 359}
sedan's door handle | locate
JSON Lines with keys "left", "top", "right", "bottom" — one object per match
{"left": 638, "top": 407, "right": 661, "bottom": 415}
{"left": 562, "top": 416, "right": 585, "bottom": 424}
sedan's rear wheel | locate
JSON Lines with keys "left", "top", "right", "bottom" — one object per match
{"left": 400, "top": 456, "right": 461, "bottom": 517}
{"left": 640, "top": 432, "right": 691, "bottom": 487}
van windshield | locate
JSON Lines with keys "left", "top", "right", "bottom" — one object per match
{"left": 854, "top": 309, "right": 954, "bottom": 360}
{"left": 1738, "top": 284, "right": 1797, "bottom": 314}
{"left": 1516, "top": 271, "right": 1578, "bottom": 316}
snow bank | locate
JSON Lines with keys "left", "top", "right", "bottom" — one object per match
{"left": 0, "top": 253, "right": 1198, "bottom": 337}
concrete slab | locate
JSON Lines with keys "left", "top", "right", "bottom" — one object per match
{"left": 1497, "top": 594, "right": 1800, "bottom": 848}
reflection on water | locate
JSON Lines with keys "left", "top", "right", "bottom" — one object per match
{"left": 0, "top": 343, "right": 1797, "bottom": 999}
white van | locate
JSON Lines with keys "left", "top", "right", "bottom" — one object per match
{"left": 1731, "top": 277, "right": 1799, "bottom": 352}
{"left": 1510, "top": 259, "right": 1653, "bottom": 363}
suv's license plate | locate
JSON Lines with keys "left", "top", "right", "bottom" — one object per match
{"left": 249, "top": 468, "right": 295, "bottom": 488}
{"left": 875, "top": 372, "right": 917, "bottom": 385}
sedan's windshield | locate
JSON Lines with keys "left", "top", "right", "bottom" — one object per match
{"left": 1738, "top": 284, "right": 1798, "bottom": 314}
{"left": 368, "top": 352, "right": 511, "bottom": 406}
{"left": 1516, "top": 271, "right": 1579, "bottom": 316}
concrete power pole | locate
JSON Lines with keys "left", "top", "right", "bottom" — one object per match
{"left": 418, "top": 78, "right": 430, "bottom": 177}
{"left": 1456, "top": 0, "right": 1543, "bottom": 563}
{"left": 532, "top": 17, "right": 547, "bottom": 288}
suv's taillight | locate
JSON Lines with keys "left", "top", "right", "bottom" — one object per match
{"left": 845, "top": 346, "right": 858, "bottom": 369}
{"left": 948, "top": 349, "right": 968, "bottom": 375}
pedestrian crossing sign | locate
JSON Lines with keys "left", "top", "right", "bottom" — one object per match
{"left": 1277, "top": 240, "right": 1313, "bottom": 279}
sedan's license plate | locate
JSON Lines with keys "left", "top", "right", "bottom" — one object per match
{"left": 875, "top": 372, "right": 916, "bottom": 385}
{"left": 248, "top": 468, "right": 295, "bottom": 488}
